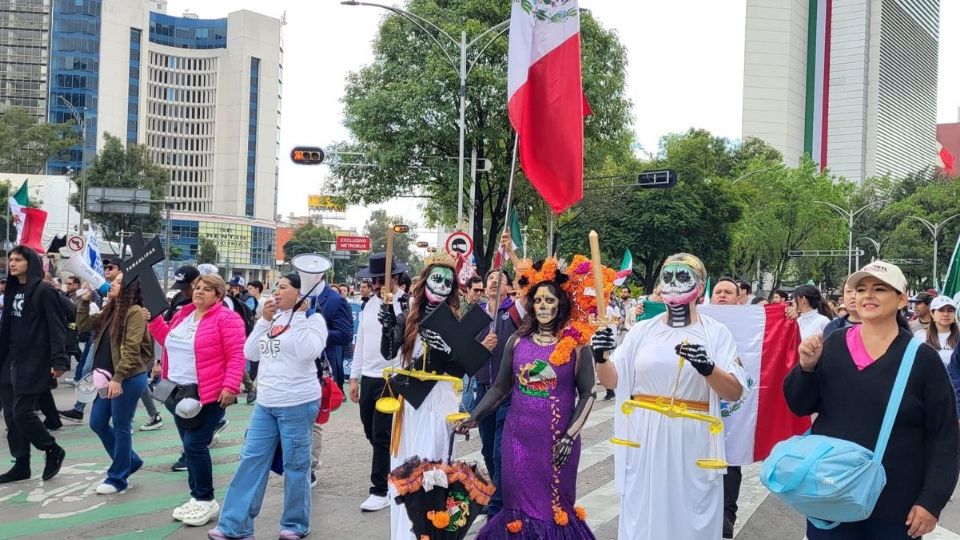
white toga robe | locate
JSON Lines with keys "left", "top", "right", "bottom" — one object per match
{"left": 613, "top": 315, "right": 748, "bottom": 540}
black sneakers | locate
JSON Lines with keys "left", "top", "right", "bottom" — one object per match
{"left": 0, "top": 460, "right": 30, "bottom": 484}
{"left": 59, "top": 409, "right": 84, "bottom": 422}
{"left": 42, "top": 445, "right": 66, "bottom": 481}
{"left": 603, "top": 389, "right": 616, "bottom": 401}
{"left": 171, "top": 454, "right": 188, "bottom": 472}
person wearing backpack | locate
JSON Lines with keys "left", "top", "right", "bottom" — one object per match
{"left": 783, "top": 262, "right": 959, "bottom": 538}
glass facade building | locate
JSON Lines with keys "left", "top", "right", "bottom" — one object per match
{"left": 148, "top": 12, "right": 225, "bottom": 49}
{"left": 47, "top": 0, "right": 101, "bottom": 175}
{"left": 0, "top": 0, "right": 51, "bottom": 122}
{"left": 126, "top": 27, "right": 141, "bottom": 146}
{"left": 170, "top": 217, "right": 275, "bottom": 268}
{"left": 246, "top": 57, "right": 259, "bottom": 217}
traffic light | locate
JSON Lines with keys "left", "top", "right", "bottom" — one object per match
{"left": 636, "top": 169, "right": 677, "bottom": 188}
{"left": 291, "top": 146, "right": 325, "bottom": 165}
{"left": 393, "top": 224, "right": 410, "bottom": 234}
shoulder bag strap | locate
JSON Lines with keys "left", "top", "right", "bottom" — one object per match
{"left": 872, "top": 338, "right": 921, "bottom": 462}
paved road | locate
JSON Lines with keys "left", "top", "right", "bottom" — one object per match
{"left": 2, "top": 384, "right": 960, "bottom": 539}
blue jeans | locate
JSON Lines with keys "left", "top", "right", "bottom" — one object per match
{"left": 475, "top": 384, "right": 497, "bottom": 478}
{"left": 488, "top": 401, "right": 510, "bottom": 516}
{"left": 89, "top": 372, "right": 147, "bottom": 490}
{"left": 217, "top": 400, "right": 319, "bottom": 538}
{"left": 166, "top": 401, "right": 225, "bottom": 501}
{"left": 72, "top": 341, "right": 94, "bottom": 412}
{"left": 73, "top": 339, "right": 92, "bottom": 381}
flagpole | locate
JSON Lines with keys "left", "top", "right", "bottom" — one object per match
{"left": 491, "top": 133, "right": 520, "bottom": 336}
{"left": 547, "top": 212, "right": 554, "bottom": 256}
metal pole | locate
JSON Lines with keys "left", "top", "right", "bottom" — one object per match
{"left": 848, "top": 213, "right": 854, "bottom": 275}
{"left": 547, "top": 212, "right": 555, "bottom": 256}
{"left": 933, "top": 232, "right": 939, "bottom": 290}
{"left": 468, "top": 145, "right": 477, "bottom": 238}
{"left": 491, "top": 134, "right": 519, "bottom": 337}
{"left": 456, "top": 30, "right": 467, "bottom": 230}
{"left": 163, "top": 205, "right": 172, "bottom": 290}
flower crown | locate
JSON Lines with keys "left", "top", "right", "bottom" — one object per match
{"left": 423, "top": 250, "right": 457, "bottom": 269}
{"left": 515, "top": 258, "right": 569, "bottom": 298}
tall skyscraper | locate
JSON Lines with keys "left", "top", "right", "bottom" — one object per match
{"left": 742, "top": 0, "right": 940, "bottom": 183}
{"left": 0, "top": 0, "right": 52, "bottom": 121}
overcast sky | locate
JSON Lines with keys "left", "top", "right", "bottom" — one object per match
{"left": 168, "top": 0, "right": 960, "bottom": 234}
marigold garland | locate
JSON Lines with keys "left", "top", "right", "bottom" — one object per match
{"left": 575, "top": 505, "right": 587, "bottom": 521}
{"left": 427, "top": 510, "right": 451, "bottom": 529}
{"left": 506, "top": 520, "right": 523, "bottom": 533}
{"left": 554, "top": 508, "right": 570, "bottom": 526}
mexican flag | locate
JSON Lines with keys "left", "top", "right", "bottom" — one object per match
{"left": 943, "top": 235, "right": 960, "bottom": 298}
{"left": 613, "top": 249, "right": 632, "bottom": 286}
{"left": 8, "top": 181, "right": 48, "bottom": 254}
{"left": 937, "top": 141, "right": 957, "bottom": 177}
{"left": 699, "top": 304, "right": 810, "bottom": 464}
{"left": 493, "top": 208, "right": 523, "bottom": 269}
{"left": 508, "top": 0, "right": 588, "bottom": 214}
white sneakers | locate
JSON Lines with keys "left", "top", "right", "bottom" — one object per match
{"left": 360, "top": 494, "right": 390, "bottom": 512}
{"left": 174, "top": 498, "right": 220, "bottom": 526}
{"left": 95, "top": 483, "right": 124, "bottom": 495}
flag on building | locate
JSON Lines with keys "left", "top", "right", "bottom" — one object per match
{"left": 613, "top": 248, "right": 632, "bottom": 286}
{"left": 804, "top": 0, "right": 833, "bottom": 170}
{"left": 7, "top": 181, "right": 48, "bottom": 254}
{"left": 699, "top": 304, "right": 810, "bottom": 464}
{"left": 937, "top": 141, "right": 957, "bottom": 177}
{"left": 507, "top": 0, "right": 587, "bottom": 214}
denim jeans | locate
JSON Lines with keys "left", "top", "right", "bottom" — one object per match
{"left": 73, "top": 340, "right": 92, "bottom": 382}
{"left": 89, "top": 372, "right": 147, "bottom": 490}
{"left": 475, "top": 384, "right": 497, "bottom": 478}
{"left": 73, "top": 342, "right": 94, "bottom": 413}
{"left": 166, "top": 401, "right": 225, "bottom": 501}
{"left": 487, "top": 401, "right": 510, "bottom": 516}
{"left": 217, "top": 400, "right": 319, "bottom": 538}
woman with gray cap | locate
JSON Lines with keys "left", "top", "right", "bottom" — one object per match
{"left": 209, "top": 273, "right": 328, "bottom": 540}
{"left": 784, "top": 261, "right": 959, "bottom": 538}
{"left": 145, "top": 273, "right": 246, "bottom": 527}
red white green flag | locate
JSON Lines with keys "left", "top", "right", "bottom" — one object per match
{"left": 8, "top": 181, "right": 48, "bottom": 254}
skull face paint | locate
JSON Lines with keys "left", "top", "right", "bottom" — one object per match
{"left": 533, "top": 285, "right": 560, "bottom": 328}
{"left": 659, "top": 262, "right": 702, "bottom": 307}
{"left": 424, "top": 265, "right": 455, "bottom": 305}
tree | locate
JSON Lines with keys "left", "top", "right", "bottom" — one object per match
{"left": 364, "top": 209, "right": 417, "bottom": 267}
{"left": 71, "top": 134, "right": 169, "bottom": 240}
{"left": 0, "top": 107, "right": 79, "bottom": 174}
{"left": 196, "top": 237, "right": 219, "bottom": 265}
{"left": 328, "top": 0, "right": 634, "bottom": 276}
{"left": 283, "top": 222, "right": 335, "bottom": 260}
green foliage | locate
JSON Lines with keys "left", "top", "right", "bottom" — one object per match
{"left": 196, "top": 237, "right": 219, "bottom": 265}
{"left": 0, "top": 107, "right": 79, "bottom": 174}
{"left": 283, "top": 222, "right": 336, "bottom": 261}
{"left": 363, "top": 209, "right": 417, "bottom": 269}
{"left": 72, "top": 134, "right": 169, "bottom": 240}
{"left": 328, "top": 0, "right": 634, "bottom": 276}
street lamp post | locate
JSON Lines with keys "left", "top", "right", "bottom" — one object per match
{"left": 731, "top": 165, "right": 782, "bottom": 184}
{"left": 858, "top": 235, "right": 890, "bottom": 262}
{"left": 58, "top": 95, "right": 87, "bottom": 232}
{"left": 907, "top": 214, "right": 960, "bottom": 291}
{"left": 813, "top": 200, "right": 885, "bottom": 276}
{"left": 340, "top": 1, "right": 510, "bottom": 230}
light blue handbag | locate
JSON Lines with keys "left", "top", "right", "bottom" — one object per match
{"left": 760, "top": 338, "right": 921, "bottom": 530}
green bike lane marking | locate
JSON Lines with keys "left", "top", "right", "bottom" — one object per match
{"left": 98, "top": 523, "right": 183, "bottom": 540}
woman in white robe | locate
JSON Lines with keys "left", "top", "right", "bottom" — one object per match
{"left": 594, "top": 253, "right": 747, "bottom": 540}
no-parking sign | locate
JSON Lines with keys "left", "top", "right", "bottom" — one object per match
{"left": 445, "top": 231, "right": 473, "bottom": 258}
{"left": 67, "top": 235, "right": 85, "bottom": 252}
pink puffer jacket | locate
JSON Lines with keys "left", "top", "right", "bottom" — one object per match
{"left": 148, "top": 302, "right": 246, "bottom": 405}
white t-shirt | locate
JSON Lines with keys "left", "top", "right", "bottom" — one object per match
{"left": 797, "top": 310, "right": 830, "bottom": 340}
{"left": 244, "top": 310, "right": 328, "bottom": 407}
{"left": 166, "top": 312, "right": 199, "bottom": 385}
{"left": 913, "top": 330, "right": 954, "bottom": 368}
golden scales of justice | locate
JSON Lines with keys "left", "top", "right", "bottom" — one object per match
{"left": 609, "top": 339, "right": 729, "bottom": 470}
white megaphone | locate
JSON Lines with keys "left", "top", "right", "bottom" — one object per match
{"left": 291, "top": 253, "right": 332, "bottom": 299}
{"left": 63, "top": 251, "right": 111, "bottom": 296}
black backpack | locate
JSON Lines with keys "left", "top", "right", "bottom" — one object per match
{"left": 225, "top": 296, "right": 256, "bottom": 336}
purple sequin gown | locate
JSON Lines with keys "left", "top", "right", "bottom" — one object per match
{"left": 477, "top": 337, "right": 595, "bottom": 539}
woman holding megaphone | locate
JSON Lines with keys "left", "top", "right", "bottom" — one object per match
{"left": 75, "top": 273, "right": 153, "bottom": 495}
{"left": 144, "top": 273, "right": 246, "bottom": 527}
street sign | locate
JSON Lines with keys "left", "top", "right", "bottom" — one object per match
{"left": 336, "top": 235, "right": 372, "bottom": 252}
{"left": 788, "top": 249, "right": 865, "bottom": 257}
{"left": 67, "top": 235, "right": 85, "bottom": 252}
{"left": 308, "top": 194, "right": 346, "bottom": 212}
{"left": 445, "top": 231, "right": 473, "bottom": 258}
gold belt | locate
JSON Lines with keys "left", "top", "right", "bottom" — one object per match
{"left": 631, "top": 394, "right": 709, "bottom": 413}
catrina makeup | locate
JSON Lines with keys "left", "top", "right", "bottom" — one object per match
{"left": 659, "top": 262, "right": 702, "bottom": 328}
{"left": 533, "top": 286, "right": 560, "bottom": 329}
{"left": 424, "top": 265, "right": 455, "bottom": 305}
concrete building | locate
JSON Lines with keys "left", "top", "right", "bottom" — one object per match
{"left": 0, "top": 0, "right": 51, "bottom": 121}
{"left": 742, "top": 0, "right": 940, "bottom": 182}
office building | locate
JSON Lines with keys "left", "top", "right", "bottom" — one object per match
{"left": 742, "top": 0, "right": 940, "bottom": 183}
{"left": 0, "top": 0, "right": 51, "bottom": 121}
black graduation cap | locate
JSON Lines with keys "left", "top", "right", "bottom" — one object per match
{"left": 420, "top": 303, "right": 493, "bottom": 376}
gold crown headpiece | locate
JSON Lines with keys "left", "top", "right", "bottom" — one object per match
{"left": 423, "top": 250, "right": 458, "bottom": 268}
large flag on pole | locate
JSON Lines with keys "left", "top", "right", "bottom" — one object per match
{"left": 507, "top": 0, "right": 587, "bottom": 214}
{"left": 937, "top": 141, "right": 957, "bottom": 177}
{"left": 942, "top": 234, "right": 960, "bottom": 298}
{"left": 7, "top": 181, "right": 48, "bottom": 254}
{"left": 700, "top": 304, "right": 810, "bottom": 464}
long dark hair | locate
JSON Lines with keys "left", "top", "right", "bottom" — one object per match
{"left": 518, "top": 281, "right": 572, "bottom": 338}
{"left": 793, "top": 284, "right": 834, "bottom": 319}
{"left": 926, "top": 310, "right": 960, "bottom": 351}
{"left": 93, "top": 280, "right": 144, "bottom": 346}
{"left": 401, "top": 264, "right": 460, "bottom": 367}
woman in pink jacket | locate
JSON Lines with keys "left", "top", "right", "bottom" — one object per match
{"left": 145, "top": 273, "right": 246, "bottom": 527}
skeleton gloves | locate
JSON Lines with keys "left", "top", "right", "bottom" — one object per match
{"left": 420, "top": 329, "right": 452, "bottom": 354}
{"left": 590, "top": 327, "right": 616, "bottom": 361}
{"left": 675, "top": 342, "right": 715, "bottom": 377}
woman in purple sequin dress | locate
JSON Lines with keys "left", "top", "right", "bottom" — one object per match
{"left": 456, "top": 273, "right": 597, "bottom": 539}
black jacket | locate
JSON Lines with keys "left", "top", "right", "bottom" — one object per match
{"left": 57, "top": 290, "right": 81, "bottom": 358}
{"left": 0, "top": 247, "right": 68, "bottom": 394}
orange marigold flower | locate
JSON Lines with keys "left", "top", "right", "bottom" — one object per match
{"left": 575, "top": 506, "right": 587, "bottom": 520}
{"left": 554, "top": 509, "right": 569, "bottom": 526}
{"left": 506, "top": 520, "right": 523, "bottom": 533}
{"left": 427, "top": 510, "right": 451, "bottom": 529}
